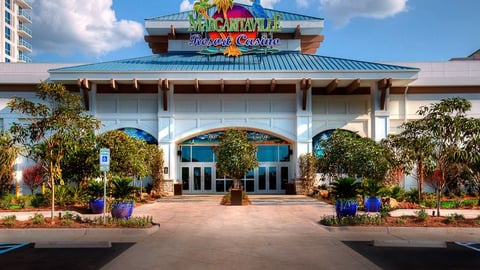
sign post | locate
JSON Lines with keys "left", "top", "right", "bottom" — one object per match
{"left": 99, "top": 148, "right": 110, "bottom": 224}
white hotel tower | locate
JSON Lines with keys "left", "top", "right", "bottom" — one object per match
{"left": 0, "top": 0, "right": 32, "bottom": 63}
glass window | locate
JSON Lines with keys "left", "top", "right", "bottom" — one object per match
{"left": 216, "top": 180, "right": 224, "bottom": 192}
{"left": 279, "top": 145, "right": 290, "bottom": 162}
{"left": 258, "top": 167, "right": 266, "bottom": 190}
{"left": 257, "top": 145, "right": 278, "bottom": 162}
{"left": 5, "top": 11, "right": 11, "bottom": 25}
{"left": 181, "top": 167, "right": 189, "bottom": 190}
{"left": 5, "top": 42, "right": 11, "bottom": 56}
{"left": 4, "top": 58, "right": 10, "bottom": 63}
{"left": 245, "top": 169, "right": 254, "bottom": 179}
{"left": 191, "top": 146, "right": 213, "bottom": 162}
{"left": 204, "top": 167, "right": 212, "bottom": 190}
{"left": 5, "top": 27, "right": 11, "bottom": 41}
{"left": 269, "top": 166, "right": 277, "bottom": 190}
{"left": 5, "top": 0, "right": 11, "bottom": 10}
{"left": 180, "top": 146, "right": 191, "bottom": 162}
{"left": 281, "top": 167, "right": 289, "bottom": 190}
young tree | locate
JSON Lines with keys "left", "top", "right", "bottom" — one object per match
{"left": 8, "top": 82, "right": 100, "bottom": 221}
{"left": 317, "top": 129, "right": 392, "bottom": 181}
{"left": 298, "top": 153, "right": 317, "bottom": 195}
{"left": 417, "top": 97, "right": 480, "bottom": 216}
{"left": 381, "top": 122, "right": 436, "bottom": 203}
{"left": 97, "top": 130, "right": 149, "bottom": 178}
{"left": 0, "top": 131, "right": 20, "bottom": 195}
{"left": 61, "top": 130, "right": 98, "bottom": 186}
{"left": 392, "top": 97, "right": 480, "bottom": 216}
{"left": 214, "top": 129, "right": 258, "bottom": 189}
{"left": 146, "top": 144, "right": 164, "bottom": 196}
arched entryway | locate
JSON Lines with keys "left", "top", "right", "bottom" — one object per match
{"left": 178, "top": 130, "right": 292, "bottom": 194}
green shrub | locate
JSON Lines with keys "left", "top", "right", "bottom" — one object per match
{"left": 319, "top": 214, "right": 383, "bottom": 226}
{"left": 396, "top": 216, "right": 407, "bottom": 225}
{"left": 379, "top": 206, "right": 391, "bottom": 218}
{"left": 59, "top": 211, "right": 80, "bottom": 227}
{"left": 85, "top": 215, "right": 153, "bottom": 227}
{"left": 390, "top": 186, "right": 405, "bottom": 201}
{"left": 0, "top": 193, "right": 15, "bottom": 209}
{"left": 70, "top": 185, "right": 88, "bottom": 205}
{"left": 404, "top": 188, "right": 419, "bottom": 204}
{"left": 462, "top": 199, "right": 477, "bottom": 208}
{"left": 30, "top": 213, "right": 45, "bottom": 225}
{"left": 415, "top": 208, "right": 429, "bottom": 222}
{"left": 55, "top": 185, "right": 73, "bottom": 207}
{"left": 16, "top": 195, "right": 34, "bottom": 208}
{"left": 31, "top": 194, "right": 46, "bottom": 208}
{"left": 2, "top": 215, "right": 16, "bottom": 227}
{"left": 445, "top": 213, "right": 465, "bottom": 224}
{"left": 422, "top": 193, "right": 437, "bottom": 208}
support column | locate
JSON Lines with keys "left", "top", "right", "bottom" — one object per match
{"left": 295, "top": 79, "right": 312, "bottom": 178}
{"left": 158, "top": 80, "right": 176, "bottom": 191}
{"left": 371, "top": 79, "right": 391, "bottom": 141}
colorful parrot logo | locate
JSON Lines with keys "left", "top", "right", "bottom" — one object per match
{"left": 191, "top": 0, "right": 281, "bottom": 57}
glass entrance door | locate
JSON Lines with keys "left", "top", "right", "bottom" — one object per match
{"left": 182, "top": 165, "right": 213, "bottom": 193}
{"left": 258, "top": 165, "right": 277, "bottom": 192}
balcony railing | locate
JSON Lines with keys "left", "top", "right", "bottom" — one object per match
{"left": 18, "top": 38, "right": 32, "bottom": 52}
{"left": 16, "top": 0, "right": 32, "bottom": 9}
{"left": 18, "top": 9, "right": 32, "bottom": 23}
{"left": 18, "top": 23, "right": 32, "bottom": 38}
{"left": 18, "top": 53, "right": 32, "bottom": 63}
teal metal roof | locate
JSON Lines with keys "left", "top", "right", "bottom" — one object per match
{"left": 146, "top": 4, "right": 323, "bottom": 22}
{"left": 50, "top": 52, "right": 419, "bottom": 73}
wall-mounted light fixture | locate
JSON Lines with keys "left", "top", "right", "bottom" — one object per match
{"left": 163, "top": 167, "right": 169, "bottom": 174}
{"left": 177, "top": 150, "right": 182, "bottom": 156}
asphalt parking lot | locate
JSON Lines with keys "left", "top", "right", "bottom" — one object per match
{"left": 0, "top": 243, "right": 135, "bottom": 270}
{"left": 344, "top": 241, "right": 480, "bottom": 270}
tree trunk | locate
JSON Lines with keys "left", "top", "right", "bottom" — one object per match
{"left": 49, "top": 160, "right": 55, "bottom": 224}
{"left": 417, "top": 162, "right": 424, "bottom": 203}
{"left": 233, "top": 178, "right": 240, "bottom": 189}
{"left": 436, "top": 188, "right": 441, "bottom": 217}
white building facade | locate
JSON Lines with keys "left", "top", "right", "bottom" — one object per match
{"left": 0, "top": 0, "right": 32, "bottom": 63}
{"left": 1, "top": 3, "right": 479, "bottom": 194}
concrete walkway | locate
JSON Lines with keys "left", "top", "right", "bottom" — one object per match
{"left": 1, "top": 195, "right": 479, "bottom": 270}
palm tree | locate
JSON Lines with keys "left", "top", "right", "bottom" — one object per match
{"left": 193, "top": 0, "right": 211, "bottom": 18}
{"left": 213, "top": 0, "right": 233, "bottom": 18}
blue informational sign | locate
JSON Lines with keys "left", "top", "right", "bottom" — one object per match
{"left": 100, "top": 148, "right": 110, "bottom": 172}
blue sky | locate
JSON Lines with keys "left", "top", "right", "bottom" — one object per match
{"left": 29, "top": 0, "right": 480, "bottom": 63}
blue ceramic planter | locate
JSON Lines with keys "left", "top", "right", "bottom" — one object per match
{"left": 111, "top": 201, "right": 134, "bottom": 219}
{"left": 365, "top": 197, "right": 381, "bottom": 212}
{"left": 335, "top": 200, "right": 357, "bottom": 218}
{"left": 89, "top": 198, "right": 105, "bottom": 214}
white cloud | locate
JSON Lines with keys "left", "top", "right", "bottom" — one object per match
{"left": 180, "top": 0, "right": 193, "bottom": 12}
{"left": 296, "top": 0, "right": 309, "bottom": 8}
{"left": 30, "top": 0, "right": 144, "bottom": 57}
{"left": 319, "top": 0, "right": 408, "bottom": 27}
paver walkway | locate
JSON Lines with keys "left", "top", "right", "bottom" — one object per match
{"left": 104, "top": 195, "right": 378, "bottom": 270}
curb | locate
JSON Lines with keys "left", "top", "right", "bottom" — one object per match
{"left": 0, "top": 224, "right": 160, "bottom": 242}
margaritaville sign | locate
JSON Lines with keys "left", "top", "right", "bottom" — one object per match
{"left": 189, "top": 0, "right": 282, "bottom": 56}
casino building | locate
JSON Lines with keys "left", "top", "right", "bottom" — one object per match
{"left": 1, "top": 3, "right": 479, "bottom": 194}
